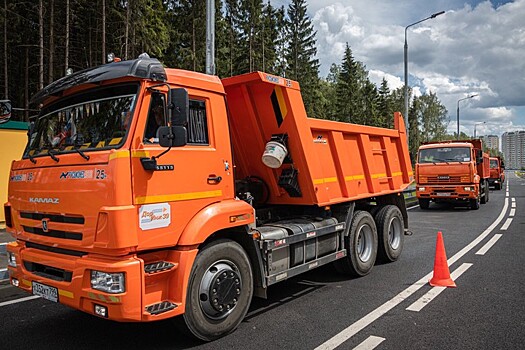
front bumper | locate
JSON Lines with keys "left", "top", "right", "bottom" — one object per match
{"left": 416, "top": 184, "right": 478, "bottom": 201}
{"left": 6, "top": 241, "right": 197, "bottom": 322}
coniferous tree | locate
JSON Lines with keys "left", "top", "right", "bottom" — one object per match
{"left": 285, "top": 0, "right": 320, "bottom": 117}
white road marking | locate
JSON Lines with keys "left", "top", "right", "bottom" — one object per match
{"left": 511, "top": 202, "right": 516, "bottom": 208}
{"left": 476, "top": 234, "right": 503, "bottom": 255}
{"left": 352, "top": 336, "right": 385, "bottom": 350}
{"left": 406, "top": 263, "right": 473, "bottom": 312}
{"left": 315, "top": 198, "right": 509, "bottom": 350}
{"left": 512, "top": 198, "right": 515, "bottom": 202}
{"left": 509, "top": 208, "right": 515, "bottom": 217}
{"left": 0, "top": 295, "right": 40, "bottom": 308}
{"left": 501, "top": 218, "right": 513, "bottom": 231}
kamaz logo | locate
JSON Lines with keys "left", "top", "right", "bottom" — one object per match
{"left": 29, "top": 197, "right": 59, "bottom": 204}
{"left": 60, "top": 171, "right": 86, "bottom": 179}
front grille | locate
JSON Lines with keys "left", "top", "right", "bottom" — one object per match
{"left": 26, "top": 241, "right": 87, "bottom": 257}
{"left": 23, "top": 261, "right": 73, "bottom": 282}
{"left": 23, "top": 225, "right": 83, "bottom": 241}
{"left": 20, "top": 212, "right": 84, "bottom": 224}
{"left": 20, "top": 211, "right": 85, "bottom": 241}
{"left": 427, "top": 176, "right": 462, "bottom": 183}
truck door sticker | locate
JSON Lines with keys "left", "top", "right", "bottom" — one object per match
{"left": 139, "top": 203, "right": 171, "bottom": 230}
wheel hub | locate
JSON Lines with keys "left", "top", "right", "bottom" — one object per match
{"left": 199, "top": 261, "right": 242, "bottom": 320}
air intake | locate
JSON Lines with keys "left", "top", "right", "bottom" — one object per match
{"left": 145, "top": 301, "right": 177, "bottom": 315}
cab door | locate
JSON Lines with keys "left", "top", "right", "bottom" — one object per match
{"left": 130, "top": 89, "right": 234, "bottom": 249}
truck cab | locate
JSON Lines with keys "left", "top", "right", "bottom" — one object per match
{"left": 5, "top": 56, "right": 413, "bottom": 341}
{"left": 488, "top": 156, "right": 505, "bottom": 190}
{"left": 416, "top": 140, "right": 490, "bottom": 210}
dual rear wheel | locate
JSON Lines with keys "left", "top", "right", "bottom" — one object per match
{"left": 335, "top": 205, "right": 405, "bottom": 277}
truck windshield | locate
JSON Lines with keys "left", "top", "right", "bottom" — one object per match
{"left": 25, "top": 84, "right": 138, "bottom": 159}
{"left": 490, "top": 159, "right": 498, "bottom": 168}
{"left": 419, "top": 147, "right": 471, "bottom": 163}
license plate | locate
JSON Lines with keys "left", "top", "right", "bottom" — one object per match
{"left": 437, "top": 193, "right": 451, "bottom": 197}
{"left": 32, "top": 281, "right": 58, "bottom": 303}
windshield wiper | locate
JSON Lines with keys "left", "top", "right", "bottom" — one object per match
{"left": 27, "top": 152, "right": 37, "bottom": 164}
{"left": 72, "top": 134, "right": 90, "bottom": 160}
{"left": 47, "top": 147, "right": 60, "bottom": 162}
{"left": 73, "top": 146, "right": 90, "bottom": 161}
{"left": 432, "top": 158, "right": 449, "bottom": 164}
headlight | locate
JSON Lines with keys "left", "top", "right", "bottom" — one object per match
{"left": 7, "top": 251, "right": 17, "bottom": 267}
{"left": 463, "top": 186, "right": 473, "bottom": 191}
{"left": 90, "top": 271, "right": 125, "bottom": 294}
{"left": 418, "top": 187, "right": 426, "bottom": 191}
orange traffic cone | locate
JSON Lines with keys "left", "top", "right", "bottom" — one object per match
{"left": 429, "top": 231, "right": 456, "bottom": 288}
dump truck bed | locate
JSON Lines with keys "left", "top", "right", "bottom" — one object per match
{"left": 222, "top": 72, "right": 413, "bottom": 206}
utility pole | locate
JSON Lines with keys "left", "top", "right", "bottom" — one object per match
{"left": 206, "top": 0, "right": 215, "bottom": 75}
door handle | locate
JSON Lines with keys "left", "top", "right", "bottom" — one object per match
{"left": 207, "top": 175, "right": 222, "bottom": 184}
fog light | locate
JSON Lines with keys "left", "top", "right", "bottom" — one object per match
{"left": 90, "top": 271, "right": 125, "bottom": 294}
{"left": 94, "top": 304, "right": 108, "bottom": 318}
{"left": 7, "top": 251, "right": 17, "bottom": 267}
{"left": 11, "top": 278, "right": 19, "bottom": 287}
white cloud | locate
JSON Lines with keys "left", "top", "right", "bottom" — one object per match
{"left": 271, "top": 0, "right": 525, "bottom": 136}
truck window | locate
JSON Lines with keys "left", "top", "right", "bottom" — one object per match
{"left": 188, "top": 100, "right": 209, "bottom": 145}
{"left": 144, "top": 93, "right": 166, "bottom": 143}
{"left": 418, "top": 147, "right": 471, "bottom": 163}
{"left": 25, "top": 84, "right": 138, "bottom": 158}
{"left": 490, "top": 159, "right": 498, "bottom": 168}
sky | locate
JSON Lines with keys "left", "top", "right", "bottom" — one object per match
{"left": 269, "top": 0, "right": 525, "bottom": 139}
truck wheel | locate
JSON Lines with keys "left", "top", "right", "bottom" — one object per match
{"left": 495, "top": 182, "right": 501, "bottom": 190}
{"left": 334, "top": 210, "right": 378, "bottom": 277}
{"left": 183, "top": 239, "right": 253, "bottom": 341}
{"left": 375, "top": 205, "right": 404, "bottom": 263}
{"left": 418, "top": 198, "right": 430, "bottom": 210}
{"left": 481, "top": 184, "right": 488, "bottom": 204}
{"left": 470, "top": 196, "right": 480, "bottom": 210}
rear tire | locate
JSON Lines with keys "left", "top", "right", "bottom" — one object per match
{"left": 375, "top": 205, "right": 405, "bottom": 263}
{"left": 334, "top": 211, "right": 378, "bottom": 277}
{"left": 182, "top": 239, "right": 253, "bottom": 341}
{"left": 418, "top": 198, "right": 430, "bottom": 210}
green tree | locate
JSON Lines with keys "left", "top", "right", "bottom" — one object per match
{"left": 285, "top": 0, "right": 320, "bottom": 117}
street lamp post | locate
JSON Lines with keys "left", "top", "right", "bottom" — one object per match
{"left": 456, "top": 94, "right": 478, "bottom": 140}
{"left": 404, "top": 11, "right": 445, "bottom": 146}
{"left": 474, "top": 121, "right": 486, "bottom": 139}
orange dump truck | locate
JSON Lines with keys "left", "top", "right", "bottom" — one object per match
{"left": 488, "top": 156, "right": 505, "bottom": 190}
{"left": 416, "top": 139, "right": 490, "bottom": 210}
{"left": 4, "top": 56, "right": 412, "bottom": 340}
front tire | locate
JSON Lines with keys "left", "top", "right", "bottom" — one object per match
{"left": 334, "top": 210, "right": 378, "bottom": 277}
{"left": 375, "top": 205, "right": 405, "bottom": 263}
{"left": 183, "top": 239, "right": 253, "bottom": 341}
{"left": 470, "top": 196, "right": 480, "bottom": 210}
{"left": 418, "top": 198, "right": 430, "bottom": 210}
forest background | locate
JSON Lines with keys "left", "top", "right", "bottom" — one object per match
{"left": 0, "top": 0, "right": 496, "bottom": 158}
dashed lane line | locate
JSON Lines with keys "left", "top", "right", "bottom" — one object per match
{"left": 501, "top": 218, "right": 513, "bottom": 230}
{"left": 476, "top": 234, "right": 503, "bottom": 255}
{"left": 314, "top": 198, "right": 509, "bottom": 350}
{"left": 406, "top": 263, "right": 473, "bottom": 312}
{"left": 352, "top": 336, "right": 385, "bottom": 350}
{"left": 0, "top": 295, "right": 40, "bottom": 308}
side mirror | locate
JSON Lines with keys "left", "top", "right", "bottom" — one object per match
{"left": 475, "top": 150, "right": 483, "bottom": 164}
{"left": 158, "top": 126, "right": 187, "bottom": 148}
{"left": 501, "top": 163, "right": 505, "bottom": 169}
{"left": 0, "top": 100, "right": 12, "bottom": 124}
{"left": 169, "top": 88, "right": 189, "bottom": 126}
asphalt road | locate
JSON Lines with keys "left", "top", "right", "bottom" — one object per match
{"left": 0, "top": 172, "right": 523, "bottom": 349}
